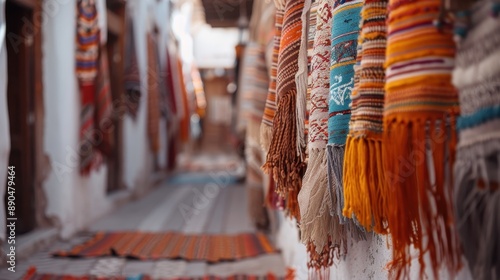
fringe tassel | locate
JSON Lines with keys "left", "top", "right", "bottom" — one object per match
{"left": 307, "top": 236, "right": 344, "bottom": 278}
{"left": 343, "top": 135, "right": 389, "bottom": 234}
{"left": 454, "top": 138, "right": 500, "bottom": 280}
{"left": 384, "top": 116, "right": 462, "bottom": 280}
{"left": 263, "top": 89, "right": 306, "bottom": 221}
{"left": 327, "top": 144, "right": 346, "bottom": 223}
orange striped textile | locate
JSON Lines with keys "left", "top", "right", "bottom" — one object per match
{"left": 383, "top": 0, "right": 462, "bottom": 279}
{"left": 53, "top": 232, "right": 278, "bottom": 262}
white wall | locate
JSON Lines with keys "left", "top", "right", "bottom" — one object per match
{"left": 277, "top": 213, "right": 474, "bottom": 280}
{"left": 193, "top": 26, "right": 239, "bottom": 69}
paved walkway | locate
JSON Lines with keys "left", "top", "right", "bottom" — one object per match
{"left": 0, "top": 154, "right": 285, "bottom": 279}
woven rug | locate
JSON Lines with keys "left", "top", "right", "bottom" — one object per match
{"left": 53, "top": 232, "right": 278, "bottom": 262}
{"left": 23, "top": 268, "right": 285, "bottom": 280}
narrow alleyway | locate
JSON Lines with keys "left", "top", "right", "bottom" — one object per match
{"left": 0, "top": 153, "right": 286, "bottom": 279}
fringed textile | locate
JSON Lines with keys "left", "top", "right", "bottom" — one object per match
{"left": 123, "top": 15, "right": 141, "bottom": 119}
{"left": 95, "top": 47, "right": 113, "bottom": 157}
{"left": 263, "top": 0, "right": 306, "bottom": 221}
{"left": 342, "top": 0, "right": 389, "bottom": 234}
{"left": 383, "top": 0, "right": 462, "bottom": 278}
{"left": 453, "top": 2, "right": 500, "bottom": 279}
{"left": 260, "top": 8, "right": 284, "bottom": 152}
{"left": 327, "top": 0, "right": 362, "bottom": 225}
{"left": 295, "top": 0, "right": 313, "bottom": 160}
{"left": 298, "top": 0, "right": 339, "bottom": 272}
{"left": 147, "top": 34, "right": 161, "bottom": 153}
{"left": 76, "top": 0, "right": 101, "bottom": 175}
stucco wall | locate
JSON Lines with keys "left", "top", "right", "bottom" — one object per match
{"left": 277, "top": 212, "right": 474, "bottom": 280}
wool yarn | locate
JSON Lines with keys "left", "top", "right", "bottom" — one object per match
{"left": 298, "top": 0, "right": 350, "bottom": 272}
{"left": 342, "top": 0, "right": 389, "bottom": 234}
{"left": 383, "top": 0, "right": 462, "bottom": 278}
{"left": 263, "top": 0, "right": 307, "bottom": 221}
{"left": 260, "top": 3, "right": 284, "bottom": 152}
{"left": 327, "top": 0, "right": 363, "bottom": 226}
{"left": 453, "top": 1, "right": 500, "bottom": 279}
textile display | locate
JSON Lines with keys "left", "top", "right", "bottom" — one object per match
{"left": 298, "top": 0, "right": 349, "bottom": 272}
{"left": 260, "top": 7, "right": 283, "bottom": 152}
{"left": 453, "top": 1, "right": 500, "bottom": 279}
{"left": 240, "top": 42, "right": 272, "bottom": 229}
{"left": 53, "top": 232, "right": 278, "bottom": 262}
{"left": 327, "top": 0, "right": 363, "bottom": 226}
{"left": 76, "top": 0, "right": 101, "bottom": 175}
{"left": 123, "top": 15, "right": 141, "bottom": 119}
{"left": 263, "top": 0, "right": 306, "bottom": 221}
{"left": 94, "top": 47, "right": 113, "bottom": 157}
{"left": 342, "top": 0, "right": 389, "bottom": 234}
{"left": 147, "top": 33, "right": 161, "bottom": 153}
{"left": 383, "top": 0, "right": 462, "bottom": 278}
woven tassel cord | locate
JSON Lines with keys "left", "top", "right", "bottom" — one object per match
{"left": 263, "top": 0, "right": 307, "bottom": 221}
{"left": 453, "top": 2, "right": 500, "bottom": 279}
{"left": 342, "top": 0, "right": 389, "bottom": 234}
{"left": 383, "top": 0, "right": 462, "bottom": 278}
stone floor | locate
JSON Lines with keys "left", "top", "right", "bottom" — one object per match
{"left": 0, "top": 154, "right": 285, "bottom": 279}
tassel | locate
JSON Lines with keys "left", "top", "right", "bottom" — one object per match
{"left": 343, "top": 135, "right": 389, "bottom": 234}
{"left": 384, "top": 117, "right": 462, "bottom": 280}
{"left": 263, "top": 90, "right": 306, "bottom": 221}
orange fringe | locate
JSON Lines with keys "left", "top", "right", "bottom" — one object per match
{"left": 343, "top": 134, "right": 389, "bottom": 234}
{"left": 383, "top": 114, "right": 462, "bottom": 279}
{"left": 263, "top": 90, "right": 306, "bottom": 221}
{"left": 306, "top": 238, "right": 337, "bottom": 279}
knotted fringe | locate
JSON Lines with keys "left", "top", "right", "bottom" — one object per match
{"left": 299, "top": 149, "right": 347, "bottom": 274}
{"left": 454, "top": 137, "right": 500, "bottom": 280}
{"left": 263, "top": 90, "right": 306, "bottom": 220}
{"left": 343, "top": 135, "right": 388, "bottom": 234}
{"left": 383, "top": 116, "right": 462, "bottom": 280}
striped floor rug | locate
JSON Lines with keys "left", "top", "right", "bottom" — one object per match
{"left": 53, "top": 232, "right": 278, "bottom": 262}
{"left": 22, "top": 268, "right": 284, "bottom": 280}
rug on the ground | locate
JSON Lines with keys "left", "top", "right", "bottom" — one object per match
{"left": 53, "top": 232, "right": 278, "bottom": 262}
{"left": 22, "top": 267, "right": 286, "bottom": 280}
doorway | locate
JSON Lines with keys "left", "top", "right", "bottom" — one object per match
{"left": 5, "top": 0, "right": 42, "bottom": 234}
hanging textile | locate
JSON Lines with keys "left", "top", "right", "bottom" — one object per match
{"left": 453, "top": 1, "right": 500, "bottom": 279}
{"left": 260, "top": 5, "right": 283, "bottom": 152}
{"left": 123, "top": 14, "right": 141, "bottom": 120}
{"left": 327, "top": 0, "right": 363, "bottom": 225}
{"left": 261, "top": 3, "right": 284, "bottom": 210}
{"left": 147, "top": 33, "right": 161, "bottom": 153}
{"left": 177, "top": 58, "right": 191, "bottom": 143}
{"left": 263, "top": 0, "right": 306, "bottom": 220}
{"left": 95, "top": 47, "right": 113, "bottom": 157}
{"left": 383, "top": 0, "right": 462, "bottom": 278}
{"left": 76, "top": 0, "right": 101, "bottom": 175}
{"left": 295, "top": 0, "right": 313, "bottom": 161}
{"left": 298, "top": 0, "right": 349, "bottom": 272}
{"left": 342, "top": 0, "right": 389, "bottom": 234}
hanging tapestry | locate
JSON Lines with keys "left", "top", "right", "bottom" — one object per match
{"left": 123, "top": 15, "right": 141, "bottom": 119}
{"left": 383, "top": 0, "right": 462, "bottom": 278}
{"left": 147, "top": 33, "right": 161, "bottom": 153}
{"left": 263, "top": 0, "right": 306, "bottom": 221}
{"left": 342, "top": 0, "right": 389, "bottom": 234}
{"left": 76, "top": 0, "right": 101, "bottom": 175}
{"left": 95, "top": 47, "right": 114, "bottom": 157}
